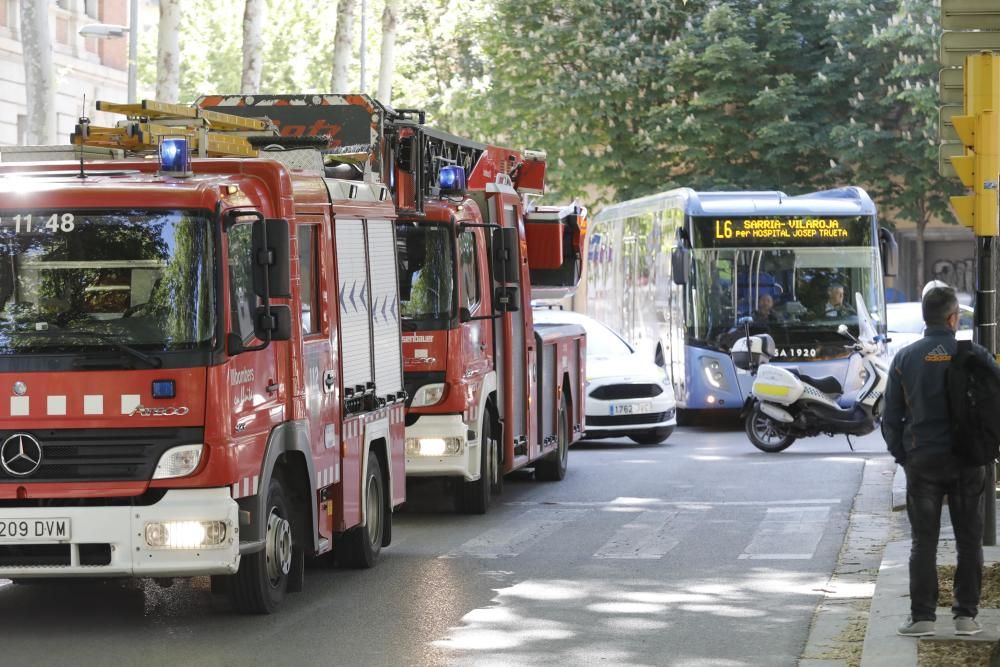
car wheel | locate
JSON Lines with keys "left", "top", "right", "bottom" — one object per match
{"left": 629, "top": 426, "right": 674, "bottom": 445}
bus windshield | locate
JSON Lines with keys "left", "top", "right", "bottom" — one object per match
{"left": 397, "top": 223, "right": 454, "bottom": 327}
{"left": 0, "top": 209, "right": 215, "bottom": 354}
{"left": 688, "top": 246, "right": 881, "bottom": 360}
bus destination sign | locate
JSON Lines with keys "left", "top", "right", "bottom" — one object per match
{"left": 692, "top": 215, "right": 872, "bottom": 247}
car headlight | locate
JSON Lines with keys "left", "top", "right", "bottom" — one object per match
{"left": 411, "top": 383, "right": 446, "bottom": 407}
{"left": 153, "top": 444, "right": 204, "bottom": 479}
{"left": 406, "top": 437, "right": 464, "bottom": 456}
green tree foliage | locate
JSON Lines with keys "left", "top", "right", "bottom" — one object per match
{"left": 440, "top": 0, "right": 950, "bottom": 229}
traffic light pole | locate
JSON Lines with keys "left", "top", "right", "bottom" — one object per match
{"left": 976, "top": 233, "right": 997, "bottom": 546}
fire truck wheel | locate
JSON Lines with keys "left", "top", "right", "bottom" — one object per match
{"left": 229, "top": 476, "right": 295, "bottom": 614}
{"left": 461, "top": 410, "right": 500, "bottom": 515}
{"left": 535, "top": 395, "right": 569, "bottom": 481}
{"left": 338, "top": 452, "right": 385, "bottom": 569}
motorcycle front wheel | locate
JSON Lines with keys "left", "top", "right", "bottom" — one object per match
{"left": 745, "top": 408, "right": 796, "bottom": 453}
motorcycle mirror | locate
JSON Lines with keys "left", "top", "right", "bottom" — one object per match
{"left": 837, "top": 324, "right": 849, "bottom": 335}
{"left": 738, "top": 316, "right": 754, "bottom": 326}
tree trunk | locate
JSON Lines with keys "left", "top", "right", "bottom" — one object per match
{"left": 241, "top": 0, "right": 266, "bottom": 94}
{"left": 377, "top": 0, "right": 399, "bottom": 103}
{"left": 157, "top": 0, "right": 182, "bottom": 102}
{"left": 20, "top": 0, "right": 55, "bottom": 144}
{"left": 915, "top": 217, "right": 926, "bottom": 299}
{"left": 331, "top": 0, "right": 357, "bottom": 92}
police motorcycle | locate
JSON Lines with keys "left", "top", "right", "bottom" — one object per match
{"left": 732, "top": 293, "right": 889, "bottom": 453}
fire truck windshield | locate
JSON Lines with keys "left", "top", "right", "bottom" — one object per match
{"left": 396, "top": 222, "right": 454, "bottom": 328}
{"left": 0, "top": 209, "right": 215, "bottom": 355}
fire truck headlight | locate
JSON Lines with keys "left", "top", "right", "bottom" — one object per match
{"left": 152, "top": 444, "right": 204, "bottom": 479}
{"left": 144, "top": 520, "right": 228, "bottom": 549}
{"left": 411, "top": 383, "right": 446, "bottom": 407}
{"left": 406, "top": 437, "right": 464, "bottom": 457}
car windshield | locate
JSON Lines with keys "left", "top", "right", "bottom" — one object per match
{"left": 0, "top": 209, "right": 215, "bottom": 354}
{"left": 887, "top": 304, "right": 925, "bottom": 334}
{"left": 397, "top": 222, "right": 454, "bottom": 325}
{"left": 535, "top": 312, "right": 633, "bottom": 359}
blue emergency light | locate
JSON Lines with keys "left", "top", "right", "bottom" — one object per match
{"left": 438, "top": 165, "right": 466, "bottom": 194}
{"left": 159, "top": 137, "right": 190, "bottom": 175}
{"left": 152, "top": 379, "right": 176, "bottom": 399}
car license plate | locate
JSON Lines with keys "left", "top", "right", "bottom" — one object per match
{"left": 610, "top": 403, "right": 652, "bottom": 416}
{"left": 0, "top": 518, "right": 70, "bottom": 542}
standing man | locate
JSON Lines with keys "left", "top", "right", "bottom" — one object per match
{"left": 883, "top": 286, "right": 998, "bottom": 637}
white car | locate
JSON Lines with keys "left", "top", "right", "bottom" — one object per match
{"left": 886, "top": 301, "right": 973, "bottom": 358}
{"left": 532, "top": 309, "right": 677, "bottom": 444}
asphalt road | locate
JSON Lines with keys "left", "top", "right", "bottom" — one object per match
{"left": 0, "top": 419, "right": 891, "bottom": 667}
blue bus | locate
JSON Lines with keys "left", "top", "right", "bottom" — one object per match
{"left": 586, "top": 187, "right": 898, "bottom": 421}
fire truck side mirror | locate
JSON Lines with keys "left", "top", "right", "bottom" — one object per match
{"left": 254, "top": 305, "right": 292, "bottom": 342}
{"left": 494, "top": 286, "right": 520, "bottom": 313}
{"left": 252, "top": 218, "right": 291, "bottom": 299}
{"left": 491, "top": 227, "right": 520, "bottom": 284}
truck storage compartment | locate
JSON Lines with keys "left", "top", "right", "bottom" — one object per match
{"left": 526, "top": 205, "right": 586, "bottom": 298}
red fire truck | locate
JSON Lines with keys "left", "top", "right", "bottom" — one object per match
{"left": 0, "top": 100, "right": 406, "bottom": 613}
{"left": 199, "top": 95, "right": 587, "bottom": 513}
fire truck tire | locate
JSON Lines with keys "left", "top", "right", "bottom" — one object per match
{"left": 535, "top": 395, "right": 569, "bottom": 481}
{"left": 338, "top": 452, "right": 385, "bottom": 569}
{"left": 460, "top": 410, "right": 501, "bottom": 515}
{"left": 228, "top": 476, "right": 295, "bottom": 614}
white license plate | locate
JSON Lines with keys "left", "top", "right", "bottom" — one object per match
{"left": 0, "top": 518, "right": 71, "bottom": 542}
{"left": 610, "top": 403, "right": 652, "bottom": 416}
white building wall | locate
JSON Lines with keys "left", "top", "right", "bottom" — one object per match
{"left": 0, "top": 0, "right": 128, "bottom": 146}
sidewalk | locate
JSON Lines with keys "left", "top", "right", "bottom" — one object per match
{"left": 859, "top": 466, "right": 1000, "bottom": 666}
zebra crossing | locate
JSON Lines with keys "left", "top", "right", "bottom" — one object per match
{"left": 437, "top": 499, "right": 842, "bottom": 562}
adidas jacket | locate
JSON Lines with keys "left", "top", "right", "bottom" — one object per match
{"left": 882, "top": 326, "right": 1000, "bottom": 464}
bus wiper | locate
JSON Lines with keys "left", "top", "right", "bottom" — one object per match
{"left": 20, "top": 328, "right": 162, "bottom": 369}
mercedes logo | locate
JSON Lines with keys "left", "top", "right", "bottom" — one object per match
{"left": 0, "top": 433, "right": 43, "bottom": 477}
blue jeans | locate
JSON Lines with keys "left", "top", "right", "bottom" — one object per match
{"left": 905, "top": 453, "right": 986, "bottom": 621}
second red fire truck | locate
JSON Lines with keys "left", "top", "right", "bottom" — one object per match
{"left": 199, "top": 94, "right": 588, "bottom": 513}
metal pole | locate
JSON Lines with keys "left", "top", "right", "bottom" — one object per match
{"left": 128, "top": 0, "right": 138, "bottom": 103}
{"left": 976, "top": 233, "right": 997, "bottom": 545}
{"left": 359, "top": 0, "right": 367, "bottom": 92}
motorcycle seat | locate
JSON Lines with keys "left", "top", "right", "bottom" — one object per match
{"left": 787, "top": 369, "right": 843, "bottom": 395}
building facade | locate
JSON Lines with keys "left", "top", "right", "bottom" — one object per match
{"left": 0, "top": 0, "right": 129, "bottom": 145}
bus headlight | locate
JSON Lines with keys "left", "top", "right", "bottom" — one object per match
{"left": 701, "top": 358, "right": 729, "bottom": 391}
{"left": 411, "top": 383, "right": 446, "bottom": 407}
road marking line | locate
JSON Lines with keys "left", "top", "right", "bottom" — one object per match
{"left": 739, "top": 506, "right": 831, "bottom": 560}
{"left": 441, "top": 508, "right": 588, "bottom": 559}
{"left": 593, "top": 510, "right": 681, "bottom": 559}
{"left": 507, "top": 499, "right": 842, "bottom": 508}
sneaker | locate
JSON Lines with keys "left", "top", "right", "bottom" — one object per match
{"left": 897, "top": 617, "right": 935, "bottom": 637}
{"left": 955, "top": 616, "right": 982, "bottom": 636}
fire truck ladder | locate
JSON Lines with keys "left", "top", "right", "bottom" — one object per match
{"left": 70, "top": 99, "right": 275, "bottom": 158}
{"left": 388, "top": 112, "right": 487, "bottom": 214}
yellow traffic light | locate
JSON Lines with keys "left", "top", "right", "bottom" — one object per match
{"left": 949, "top": 52, "right": 1000, "bottom": 237}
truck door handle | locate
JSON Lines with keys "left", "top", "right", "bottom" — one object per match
{"left": 266, "top": 380, "right": 279, "bottom": 393}
{"left": 324, "top": 370, "right": 336, "bottom": 393}
{"left": 479, "top": 343, "right": 487, "bottom": 351}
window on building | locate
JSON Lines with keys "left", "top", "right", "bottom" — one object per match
{"left": 84, "top": 0, "right": 99, "bottom": 19}
{"left": 298, "top": 225, "right": 321, "bottom": 335}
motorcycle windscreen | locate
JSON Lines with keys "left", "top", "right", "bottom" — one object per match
{"left": 855, "top": 292, "right": 878, "bottom": 344}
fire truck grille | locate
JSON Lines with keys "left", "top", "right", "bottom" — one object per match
{"left": 0, "top": 427, "right": 204, "bottom": 483}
